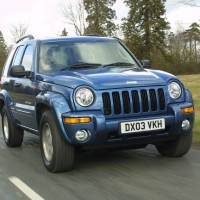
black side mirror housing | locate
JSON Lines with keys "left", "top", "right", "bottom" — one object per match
{"left": 141, "top": 60, "right": 151, "bottom": 69}
{"left": 10, "top": 65, "right": 31, "bottom": 78}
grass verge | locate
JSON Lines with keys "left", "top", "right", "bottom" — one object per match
{"left": 178, "top": 74, "right": 200, "bottom": 143}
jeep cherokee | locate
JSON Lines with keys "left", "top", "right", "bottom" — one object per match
{"left": 0, "top": 35, "right": 195, "bottom": 172}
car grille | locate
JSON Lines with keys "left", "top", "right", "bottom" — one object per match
{"left": 102, "top": 88, "right": 166, "bottom": 116}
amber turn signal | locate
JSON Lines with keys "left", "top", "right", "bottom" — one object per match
{"left": 64, "top": 117, "right": 91, "bottom": 124}
{"left": 181, "top": 106, "right": 194, "bottom": 114}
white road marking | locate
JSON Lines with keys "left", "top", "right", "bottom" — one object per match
{"left": 8, "top": 176, "right": 45, "bottom": 200}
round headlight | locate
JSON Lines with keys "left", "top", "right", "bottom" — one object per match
{"left": 75, "top": 88, "right": 94, "bottom": 107}
{"left": 168, "top": 82, "right": 181, "bottom": 99}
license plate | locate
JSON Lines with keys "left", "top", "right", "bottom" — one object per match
{"left": 120, "top": 118, "right": 165, "bottom": 134}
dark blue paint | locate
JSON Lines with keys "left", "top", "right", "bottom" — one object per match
{"left": 0, "top": 36, "right": 195, "bottom": 149}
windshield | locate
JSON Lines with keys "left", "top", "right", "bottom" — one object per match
{"left": 39, "top": 40, "right": 140, "bottom": 73}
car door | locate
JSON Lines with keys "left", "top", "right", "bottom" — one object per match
{"left": 8, "top": 44, "right": 38, "bottom": 130}
{"left": 4, "top": 45, "right": 25, "bottom": 123}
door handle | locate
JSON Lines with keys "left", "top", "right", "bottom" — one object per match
{"left": 14, "top": 83, "right": 22, "bottom": 87}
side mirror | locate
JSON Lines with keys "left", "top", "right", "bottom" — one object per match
{"left": 141, "top": 60, "right": 151, "bottom": 69}
{"left": 10, "top": 65, "right": 31, "bottom": 78}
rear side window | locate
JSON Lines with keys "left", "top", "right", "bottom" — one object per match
{"left": 21, "top": 45, "right": 33, "bottom": 71}
{"left": 11, "top": 45, "right": 24, "bottom": 66}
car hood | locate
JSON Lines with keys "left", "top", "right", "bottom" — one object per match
{"left": 38, "top": 68, "right": 173, "bottom": 90}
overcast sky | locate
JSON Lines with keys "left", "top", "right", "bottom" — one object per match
{"left": 0, "top": 0, "right": 200, "bottom": 45}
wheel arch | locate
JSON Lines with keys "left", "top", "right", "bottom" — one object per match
{"left": 0, "top": 99, "right": 5, "bottom": 114}
{"left": 0, "top": 90, "right": 15, "bottom": 124}
{"left": 35, "top": 103, "right": 50, "bottom": 129}
{"left": 0, "top": 90, "right": 8, "bottom": 114}
{"left": 35, "top": 92, "right": 72, "bottom": 142}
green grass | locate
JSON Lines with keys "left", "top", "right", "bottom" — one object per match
{"left": 178, "top": 74, "right": 200, "bottom": 143}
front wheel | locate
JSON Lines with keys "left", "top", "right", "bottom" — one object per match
{"left": 156, "top": 133, "right": 192, "bottom": 157}
{"left": 39, "top": 110, "right": 74, "bottom": 172}
{"left": 1, "top": 106, "right": 24, "bottom": 147}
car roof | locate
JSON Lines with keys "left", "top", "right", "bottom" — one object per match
{"left": 15, "top": 35, "right": 118, "bottom": 47}
{"left": 37, "top": 36, "right": 116, "bottom": 43}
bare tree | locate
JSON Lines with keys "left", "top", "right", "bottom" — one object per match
{"left": 10, "top": 24, "right": 29, "bottom": 44}
{"left": 61, "top": 0, "right": 86, "bottom": 36}
{"left": 177, "top": 0, "right": 200, "bottom": 7}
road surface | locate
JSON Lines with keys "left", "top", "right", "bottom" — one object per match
{"left": 0, "top": 130, "right": 200, "bottom": 200}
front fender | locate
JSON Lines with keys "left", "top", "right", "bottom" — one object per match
{"left": 0, "top": 89, "right": 15, "bottom": 123}
{"left": 36, "top": 91, "right": 72, "bottom": 142}
{"left": 185, "top": 89, "right": 193, "bottom": 103}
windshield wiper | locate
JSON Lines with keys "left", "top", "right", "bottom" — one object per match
{"left": 102, "top": 62, "right": 136, "bottom": 68}
{"left": 60, "top": 62, "right": 101, "bottom": 71}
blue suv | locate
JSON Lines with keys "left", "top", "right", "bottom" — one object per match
{"left": 0, "top": 35, "right": 195, "bottom": 172}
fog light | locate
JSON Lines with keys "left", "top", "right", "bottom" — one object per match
{"left": 182, "top": 119, "right": 191, "bottom": 131}
{"left": 75, "top": 130, "right": 90, "bottom": 142}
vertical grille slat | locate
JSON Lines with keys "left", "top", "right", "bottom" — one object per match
{"left": 102, "top": 92, "right": 111, "bottom": 115}
{"left": 102, "top": 88, "right": 166, "bottom": 116}
{"left": 158, "top": 89, "right": 165, "bottom": 110}
{"left": 141, "top": 90, "right": 149, "bottom": 112}
{"left": 112, "top": 92, "right": 121, "bottom": 114}
{"left": 149, "top": 89, "right": 157, "bottom": 111}
{"left": 122, "top": 91, "right": 131, "bottom": 114}
{"left": 132, "top": 90, "right": 140, "bottom": 113}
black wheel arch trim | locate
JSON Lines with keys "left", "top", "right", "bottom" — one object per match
{"left": 0, "top": 90, "right": 16, "bottom": 125}
{"left": 35, "top": 91, "right": 73, "bottom": 143}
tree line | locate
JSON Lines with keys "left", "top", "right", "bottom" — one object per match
{"left": 0, "top": 0, "right": 200, "bottom": 75}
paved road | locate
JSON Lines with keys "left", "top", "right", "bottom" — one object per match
{"left": 1, "top": 130, "right": 200, "bottom": 200}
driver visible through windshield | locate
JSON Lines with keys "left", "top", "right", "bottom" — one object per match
{"left": 39, "top": 39, "right": 140, "bottom": 73}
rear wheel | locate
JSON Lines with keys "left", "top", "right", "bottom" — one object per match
{"left": 156, "top": 133, "right": 192, "bottom": 157}
{"left": 39, "top": 110, "right": 74, "bottom": 172}
{"left": 1, "top": 106, "right": 24, "bottom": 147}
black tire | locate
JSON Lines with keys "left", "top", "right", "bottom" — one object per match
{"left": 39, "top": 110, "right": 74, "bottom": 172}
{"left": 1, "top": 106, "right": 24, "bottom": 147}
{"left": 156, "top": 133, "right": 192, "bottom": 157}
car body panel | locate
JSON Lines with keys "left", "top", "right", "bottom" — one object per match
{"left": 0, "top": 36, "right": 195, "bottom": 150}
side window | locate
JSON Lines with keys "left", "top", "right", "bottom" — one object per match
{"left": 21, "top": 45, "right": 33, "bottom": 71}
{"left": 11, "top": 45, "right": 24, "bottom": 66}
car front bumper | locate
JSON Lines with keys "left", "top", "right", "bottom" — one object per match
{"left": 61, "top": 102, "right": 194, "bottom": 148}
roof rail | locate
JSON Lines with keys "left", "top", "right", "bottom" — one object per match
{"left": 84, "top": 33, "right": 103, "bottom": 37}
{"left": 16, "top": 35, "right": 34, "bottom": 43}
